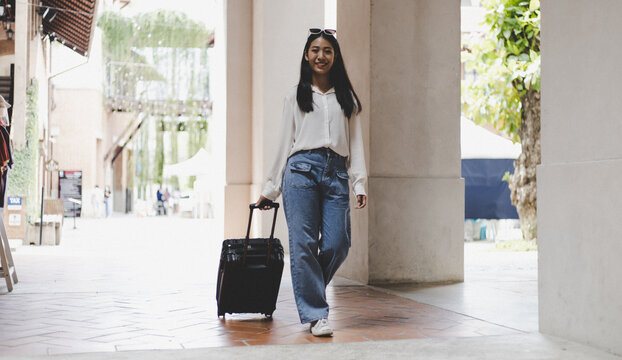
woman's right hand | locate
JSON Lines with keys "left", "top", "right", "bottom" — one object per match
{"left": 255, "top": 195, "right": 274, "bottom": 210}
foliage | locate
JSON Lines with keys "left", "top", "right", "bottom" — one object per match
{"left": 135, "top": 116, "right": 150, "bottom": 198}
{"left": 463, "top": 0, "right": 541, "bottom": 242}
{"left": 462, "top": 0, "right": 540, "bottom": 142}
{"left": 127, "top": 146, "right": 135, "bottom": 189}
{"left": 153, "top": 117, "right": 165, "bottom": 184}
{"left": 98, "top": 11, "right": 212, "bottom": 52}
{"left": 493, "top": 239, "right": 538, "bottom": 252}
{"left": 169, "top": 175, "right": 180, "bottom": 189}
{"left": 98, "top": 10, "right": 212, "bottom": 191}
{"left": 169, "top": 121, "right": 178, "bottom": 167}
{"left": 7, "top": 80, "right": 40, "bottom": 223}
{"left": 98, "top": 10, "right": 212, "bottom": 111}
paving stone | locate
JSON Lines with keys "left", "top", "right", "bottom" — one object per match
{"left": 0, "top": 216, "right": 524, "bottom": 357}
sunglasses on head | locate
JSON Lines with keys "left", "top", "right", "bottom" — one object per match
{"left": 309, "top": 28, "right": 336, "bottom": 36}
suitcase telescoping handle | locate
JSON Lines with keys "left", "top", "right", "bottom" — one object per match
{"left": 243, "top": 201, "right": 279, "bottom": 265}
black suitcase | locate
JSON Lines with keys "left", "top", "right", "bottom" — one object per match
{"left": 216, "top": 202, "right": 284, "bottom": 318}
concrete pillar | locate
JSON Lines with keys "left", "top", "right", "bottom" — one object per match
{"left": 335, "top": 0, "right": 371, "bottom": 284}
{"left": 12, "top": 0, "right": 29, "bottom": 149}
{"left": 215, "top": 0, "right": 324, "bottom": 240}
{"left": 539, "top": 1, "right": 622, "bottom": 355}
{"left": 251, "top": 0, "right": 324, "bottom": 249}
{"left": 337, "top": 0, "right": 463, "bottom": 284}
{"left": 213, "top": 0, "right": 253, "bottom": 239}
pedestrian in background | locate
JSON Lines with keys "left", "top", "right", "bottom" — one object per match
{"left": 256, "top": 28, "right": 367, "bottom": 337}
{"left": 156, "top": 186, "right": 166, "bottom": 215}
{"left": 91, "top": 185, "right": 104, "bottom": 218}
{"left": 104, "top": 186, "right": 111, "bottom": 217}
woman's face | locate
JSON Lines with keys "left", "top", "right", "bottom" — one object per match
{"left": 305, "top": 37, "right": 334, "bottom": 75}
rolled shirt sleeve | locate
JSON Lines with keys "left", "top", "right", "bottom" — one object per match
{"left": 261, "top": 94, "right": 295, "bottom": 201}
{"left": 348, "top": 113, "right": 367, "bottom": 196}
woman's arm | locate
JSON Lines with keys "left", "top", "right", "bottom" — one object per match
{"left": 256, "top": 93, "right": 296, "bottom": 209}
{"left": 349, "top": 113, "right": 367, "bottom": 209}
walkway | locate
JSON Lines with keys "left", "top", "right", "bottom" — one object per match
{"left": 0, "top": 215, "right": 616, "bottom": 359}
{"left": 375, "top": 241, "right": 538, "bottom": 333}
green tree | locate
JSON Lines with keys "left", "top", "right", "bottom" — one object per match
{"left": 153, "top": 117, "right": 165, "bottom": 185}
{"left": 98, "top": 11, "right": 212, "bottom": 191}
{"left": 462, "top": 0, "right": 540, "bottom": 241}
{"left": 135, "top": 115, "right": 150, "bottom": 199}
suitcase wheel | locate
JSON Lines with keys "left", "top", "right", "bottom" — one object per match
{"left": 265, "top": 313, "right": 273, "bottom": 319}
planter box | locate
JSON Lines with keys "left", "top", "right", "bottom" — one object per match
{"left": 26, "top": 221, "right": 62, "bottom": 246}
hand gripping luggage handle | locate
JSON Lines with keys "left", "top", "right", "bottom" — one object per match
{"left": 243, "top": 201, "right": 279, "bottom": 265}
{"left": 246, "top": 201, "right": 279, "bottom": 239}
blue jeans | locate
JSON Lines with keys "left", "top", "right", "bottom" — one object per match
{"left": 282, "top": 148, "right": 351, "bottom": 324}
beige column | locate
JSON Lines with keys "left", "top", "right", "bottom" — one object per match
{"left": 12, "top": 0, "right": 29, "bottom": 149}
{"left": 337, "top": 0, "right": 464, "bottom": 284}
{"left": 250, "top": 0, "right": 324, "bottom": 249}
{"left": 335, "top": 0, "right": 371, "bottom": 283}
{"left": 218, "top": 0, "right": 325, "bottom": 239}
{"left": 213, "top": 0, "right": 253, "bottom": 239}
{"left": 539, "top": 1, "right": 622, "bottom": 354}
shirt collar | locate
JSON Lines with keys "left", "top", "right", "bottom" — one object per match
{"left": 311, "top": 85, "right": 335, "bottom": 95}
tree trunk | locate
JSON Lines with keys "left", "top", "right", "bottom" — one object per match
{"left": 509, "top": 89, "right": 540, "bottom": 242}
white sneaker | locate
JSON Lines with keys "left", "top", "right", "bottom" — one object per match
{"left": 310, "top": 318, "right": 333, "bottom": 337}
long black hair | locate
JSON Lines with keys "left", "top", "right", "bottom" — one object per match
{"left": 296, "top": 32, "right": 362, "bottom": 119}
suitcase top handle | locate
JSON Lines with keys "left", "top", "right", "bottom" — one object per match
{"left": 244, "top": 202, "right": 279, "bottom": 265}
{"left": 249, "top": 201, "right": 280, "bottom": 210}
{"left": 246, "top": 201, "right": 279, "bottom": 240}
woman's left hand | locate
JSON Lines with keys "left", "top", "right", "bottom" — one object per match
{"left": 355, "top": 195, "right": 367, "bottom": 209}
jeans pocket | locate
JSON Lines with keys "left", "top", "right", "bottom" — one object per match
{"left": 334, "top": 170, "right": 350, "bottom": 195}
{"left": 288, "top": 162, "right": 314, "bottom": 189}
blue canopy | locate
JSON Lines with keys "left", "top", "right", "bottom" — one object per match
{"left": 462, "top": 159, "right": 519, "bottom": 219}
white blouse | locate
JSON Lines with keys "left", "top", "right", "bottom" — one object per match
{"left": 262, "top": 85, "right": 367, "bottom": 200}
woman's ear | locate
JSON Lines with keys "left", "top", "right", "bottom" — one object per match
{"left": 304, "top": 51, "right": 309, "bottom": 62}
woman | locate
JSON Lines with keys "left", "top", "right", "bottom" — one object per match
{"left": 256, "top": 28, "right": 367, "bottom": 337}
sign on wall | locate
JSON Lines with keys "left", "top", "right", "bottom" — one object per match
{"left": 7, "top": 196, "right": 22, "bottom": 210}
{"left": 59, "top": 170, "right": 82, "bottom": 217}
{"left": 4, "top": 196, "right": 26, "bottom": 240}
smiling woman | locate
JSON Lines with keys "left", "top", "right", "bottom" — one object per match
{"left": 306, "top": 34, "right": 334, "bottom": 75}
{"left": 295, "top": 31, "right": 360, "bottom": 119}
{"left": 255, "top": 29, "right": 367, "bottom": 338}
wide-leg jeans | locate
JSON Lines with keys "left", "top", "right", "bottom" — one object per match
{"left": 282, "top": 148, "right": 351, "bottom": 324}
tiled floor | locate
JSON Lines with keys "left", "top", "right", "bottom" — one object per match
{"left": 0, "top": 216, "right": 523, "bottom": 357}
{"left": 0, "top": 285, "right": 521, "bottom": 356}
